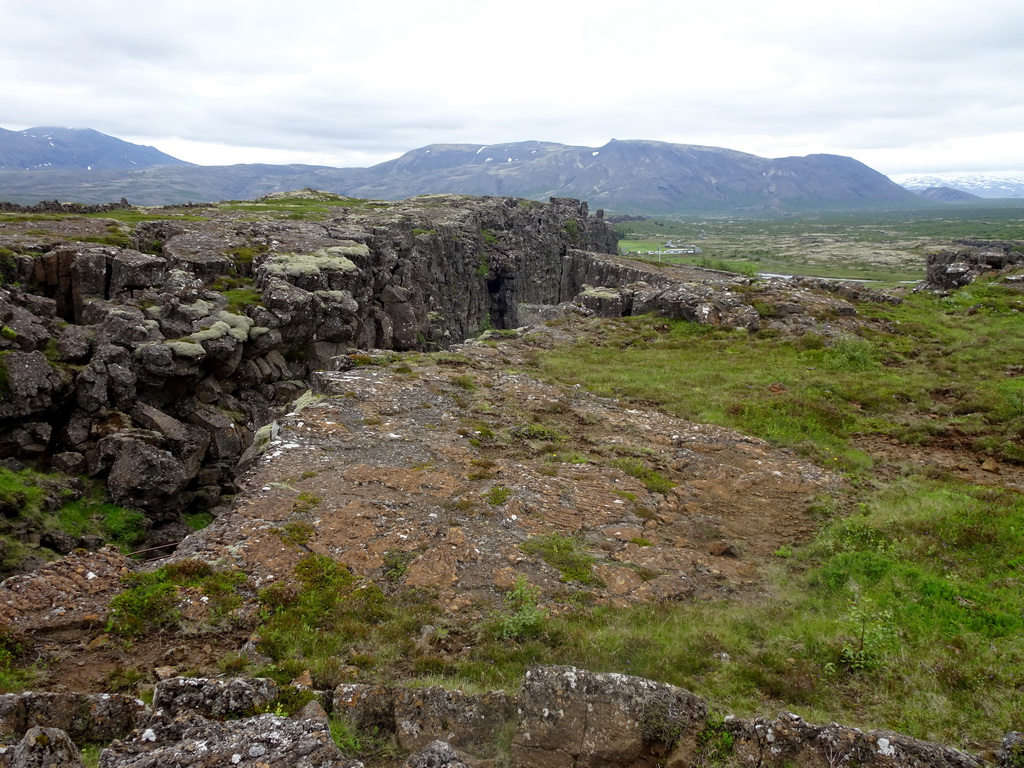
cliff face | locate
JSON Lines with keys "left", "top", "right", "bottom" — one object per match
{"left": 0, "top": 191, "right": 894, "bottom": 557}
{"left": 0, "top": 195, "right": 616, "bottom": 546}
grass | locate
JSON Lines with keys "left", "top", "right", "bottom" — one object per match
{"left": 531, "top": 279, "right": 1024, "bottom": 468}
{"left": 254, "top": 554, "right": 441, "bottom": 689}
{"left": 460, "top": 272, "right": 1022, "bottom": 748}
{"left": 521, "top": 533, "right": 603, "bottom": 586}
{"left": 1, "top": 469, "right": 147, "bottom": 570}
{"left": 106, "top": 560, "right": 247, "bottom": 637}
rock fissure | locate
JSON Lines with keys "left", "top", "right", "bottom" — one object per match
{"left": 0, "top": 193, "right": 884, "bottom": 565}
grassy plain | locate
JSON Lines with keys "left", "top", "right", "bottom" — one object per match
{"left": 617, "top": 204, "right": 1024, "bottom": 284}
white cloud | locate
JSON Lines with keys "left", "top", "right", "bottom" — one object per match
{"left": 1, "top": 0, "right": 1023, "bottom": 174}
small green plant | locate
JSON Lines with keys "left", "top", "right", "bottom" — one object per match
{"left": 694, "top": 715, "right": 736, "bottom": 765}
{"left": 104, "top": 665, "right": 144, "bottom": 692}
{"left": 835, "top": 601, "right": 898, "bottom": 673}
{"left": 262, "top": 686, "right": 316, "bottom": 716}
{"left": 294, "top": 492, "right": 321, "bottom": 514}
{"left": 485, "top": 485, "right": 513, "bottom": 506}
{"left": 562, "top": 219, "right": 582, "bottom": 242}
{"left": 80, "top": 745, "right": 102, "bottom": 768}
{"left": 509, "top": 423, "right": 567, "bottom": 442}
{"left": 451, "top": 374, "right": 477, "bottom": 391}
{"left": 823, "top": 334, "right": 880, "bottom": 372}
{"left": 106, "top": 572, "right": 180, "bottom": 637}
{"left": 330, "top": 716, "right": 364, "bottom": 754}
{"left": 0, "top": 326, "right": 17, "bottom": 341}
{"left": 383, "top": 549, "right": 416, "bottom": 581}
{"left": 609, "top": 458, "right": 675, "bottom": 494}
{"left": 521, "top": 533, "right": 602, "bottom": 586}
{"left": 278, "top": 520, "right": 315, "bottom": 546}
{"left": 496, "top": 576, "right": 546, "bottom": 640}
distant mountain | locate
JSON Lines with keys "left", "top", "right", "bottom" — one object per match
{"left": 335, "top": 139, "right": 924, "bottom": 214}
{"left": 914, "top": 186, "right": 983, "bottom": 203}
{"left": 0, "top": 126, "right": 190, "bottom": 172}
{"left": 894, "top": 172, "right": 1024, "bottom": 199}
{"left": 0, "top": 129, "right": 925, "bottom": 213}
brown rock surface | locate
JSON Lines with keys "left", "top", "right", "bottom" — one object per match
{"left": 174, "top": 328, "right": 838, "bottom": 614}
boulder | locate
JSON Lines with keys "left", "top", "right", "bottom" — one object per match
{"left": 403, "top": 740, "right": 475, "bottom": 768}
{"left": 725, "top": 713, "right": 985, "bottom": 768}
{"left": 394, "top": 687, "right": 513, "bottom": 754}
{"left": 1, "top": 725, "right": 83, "bottom": 768}
{"left": 152, "top": 678, "right": 278, "bottom": 720}
{"left": 0, "top": 692, "right": 145, "bottom": 744}
{"left": 511, "top": 665, "right": 706, "bottom": 768}
{"left": 97, "top": 712, "right": 346, "bottom": 768}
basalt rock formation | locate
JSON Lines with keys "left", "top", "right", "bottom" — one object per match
{"left": 0, "top": 668, "right": 1008, "bottom": 767}
{"left": 0, "top": 195, "right": 615, "bottom": 553}
{"left": 0, "top": 192, "right": 891, "bottom": 563}
{"left": 922, "top": 238, "right": 1024, "bottom": 290}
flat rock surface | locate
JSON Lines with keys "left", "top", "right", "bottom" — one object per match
{"left": 176, "top": 327, "right": 839, "bottom": 613}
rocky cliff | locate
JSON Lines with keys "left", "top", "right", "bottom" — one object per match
{"left": 0, "top": 194, "right": 616, "bottom": 550}
{"left": 1, "top": 192, "right": 895, "bottom": 558}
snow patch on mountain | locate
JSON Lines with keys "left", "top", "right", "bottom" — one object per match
{"left": 892, "top": 171, "right": 1024, "bottom": 198}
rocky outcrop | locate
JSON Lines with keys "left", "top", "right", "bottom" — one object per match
{"left": 0, "top": 690, "right": 145, "bottom": 743}
{"left": 0, "top": 193, "right": 903, "bottom": 560}
{"left": 0, "top": 198, "right": 131, "bottom": 215}
{"left": 0, "top": 195, "right": 616, "bottom": 550}
{"left": 725, "top": 713, "right": 986, "bottom": 768}
{"left": 151, "top": 677, "right": 279, "bottom": 720}
{"left": 0, "top": 725, "right": 84, "bottom": 768}
{"left": 512, "top": 665, "right": 707, "bottom": 768}
{"left": 1, "top": 668, "right": 1008, "bottom": 767}
{"left": 98, "top": 712, "right": 349, "bottom": 768}
{"left": 923, "top": 239, "right": 1024, "bottom": 290}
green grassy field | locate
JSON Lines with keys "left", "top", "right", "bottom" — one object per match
{"left": 509, "top": 277, "right": 1024, "bottom": 749}
{"left": 617, "top": 204, "right": 1024, "bottom": 284}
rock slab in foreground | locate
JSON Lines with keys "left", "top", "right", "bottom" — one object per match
{"left": 98, "top": 712, "right": 351, "bottom": 768}
{"left": 512, "top": 665, "right": 707, "bottom": 768}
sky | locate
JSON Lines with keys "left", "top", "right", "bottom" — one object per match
{"left": 2, "top": 0, "right": 1022, "bottom": 176}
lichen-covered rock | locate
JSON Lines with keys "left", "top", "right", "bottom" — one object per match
{"left": 98, "top": 712, "right": 346, "bottom": 768}
{"left": 724, "top": 713, "right": 985, "bottom": 768}
{"left": 998, "top": 732, "right": 1024, "bottom": 767}
{"left": 511, "top": 665, "right": 706, "bottom": 768}
{"left": 332, "top": 684, "right": 395, "bottom": 737}
{"left": 0, "top": 351, "right": 66, "bottom": 421}
{"left": 923, "top": 239, "right": 1024, "bottom": 290}
{"left": 403, "top": 740, "right": 475, "bottom": 768}
{"left": 0, "top": 691, "right": 145, "bottom": 744}
{"left": 0, "top": 725, "right": 83, "bottom": 768}
{"left": 394, "top": 687, "right": 513, "bottom": 754}
{"left": 152, "top": 678, "right": 278, "bottom": 720}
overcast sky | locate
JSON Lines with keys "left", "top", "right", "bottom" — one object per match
{"left": 2, "top": 0, "right": 1022, "bottom": 176}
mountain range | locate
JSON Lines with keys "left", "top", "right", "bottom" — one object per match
{"left": 0, "top": 126, "right": 972, "bottom": 214}
{"left": 0, "top": 126, "right": 189, "bottom": 172}
{"left": 892, "top": 172, "right": 1024, "bottom": 199}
